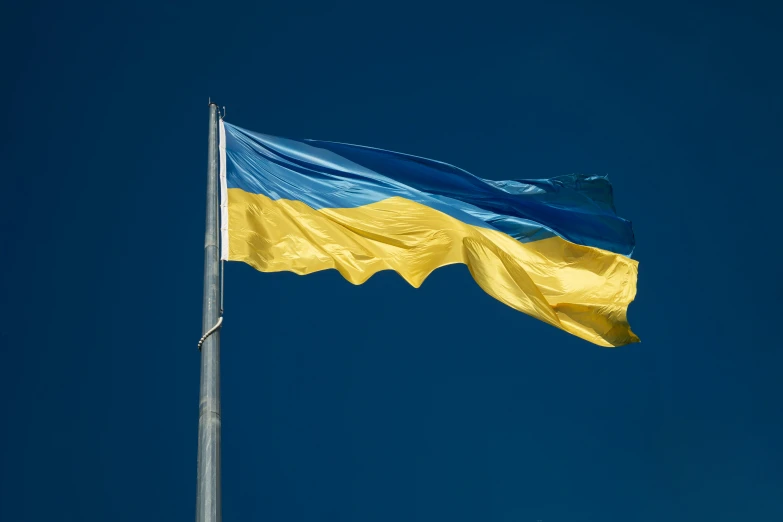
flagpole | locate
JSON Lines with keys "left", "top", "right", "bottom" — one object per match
{"left": 197, "top": 102, "right": 222, "bottom": 522}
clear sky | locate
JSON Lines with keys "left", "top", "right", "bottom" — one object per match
{"left": 1, "top": 1, "right": 781, "bottom": 521}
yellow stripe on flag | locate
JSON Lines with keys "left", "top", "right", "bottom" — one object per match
{"left": 226, "top": 188, "right": 639, "bottom": 347}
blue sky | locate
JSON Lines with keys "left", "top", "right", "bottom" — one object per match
{"left": 1, "top": 1, "right": 782, "bottom": 521}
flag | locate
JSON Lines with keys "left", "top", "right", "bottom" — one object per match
{"left": 219, "top": 121, "right": 638, "bottom": 346}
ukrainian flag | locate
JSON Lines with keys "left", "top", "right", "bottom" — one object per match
{"left": 219, "top": 121, "right": 638, "bottom": 347}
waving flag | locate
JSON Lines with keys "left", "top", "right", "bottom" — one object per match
{"left": 219, "top": 121, "right": 638, "bottom": 346}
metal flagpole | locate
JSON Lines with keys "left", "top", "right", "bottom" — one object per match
{"left": 197, "top": 102, "right": 222, "bottom": 522}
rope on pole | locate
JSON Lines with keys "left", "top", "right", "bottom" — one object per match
{"left": 198, "top": 316, "right": 223, "bottom": 351}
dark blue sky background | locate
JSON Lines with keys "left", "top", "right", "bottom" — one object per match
{"left": 2, "top": 1, "right": 782, "bottom": 521}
